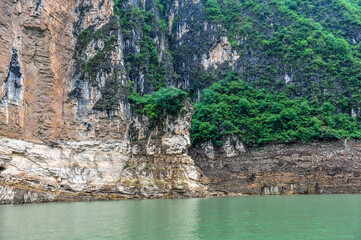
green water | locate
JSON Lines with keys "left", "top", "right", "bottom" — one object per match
{"left": 1, "top": 195, "right": 361, "bottom": 240}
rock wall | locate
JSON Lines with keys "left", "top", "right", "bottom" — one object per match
{"left": 0, "top": 0, "right": 230, "bottom": 203}
{"left": 191, "top": 139, "right": 361, "bottom": 195}
{"left": 0, "top": 0, "right": 235, "bottom": 142}
{"left": 0, "top": 0, "right": 216, "bottom": 204}
{"left": 0, "top": 104, "right": 208, "bottom": 204}
{"left": 1, "top": 0, "right": 78, "bottom": 140}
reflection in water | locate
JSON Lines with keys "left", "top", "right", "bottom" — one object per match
{"left": 1, "top": 195, "right": 361, "bottom": 239}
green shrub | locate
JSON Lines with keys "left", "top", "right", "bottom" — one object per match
{"left": 129, "top": 87, "right": 187, "bottom": 120}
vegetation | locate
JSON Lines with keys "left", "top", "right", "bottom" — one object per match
{"left": 129, "top": 87, "right": 187, "bottom": 120}
{"left": 191, "top": 73, "right": 361, "bottom": 146}
{"left": 79, "top": 0, "right": 361, "bottom": 146}
{"left": 201, "top": 0, "right": 361, "bottom": 111}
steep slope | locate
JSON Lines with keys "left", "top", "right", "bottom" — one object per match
{"left": 0, "top": 0, "right": 211, "bottom": 204}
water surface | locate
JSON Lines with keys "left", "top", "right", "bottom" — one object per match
{"left": 1, "top": 195, "right": 361, "bottom": 239}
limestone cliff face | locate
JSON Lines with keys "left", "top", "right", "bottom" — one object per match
{"left": 0, "top": 0, "right": 211, "bottom": 204}
{"left": 0, "top": 0, "right": 234, "bottom": 141}
{"left": 0, "top": 0, "right": 115, "bottom": 141}
{"left": 0, "top": 102, "right": 208, "bottom": 204}
{"left": 191, "top": 139, "right": 361, "bottom": 195}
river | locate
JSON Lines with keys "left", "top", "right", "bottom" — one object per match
{"left": 1, "top": 195, "right": 360, "bottom": 239}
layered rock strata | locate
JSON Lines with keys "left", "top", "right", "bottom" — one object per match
{"left": 0, "top": 106, "right": 208, "bottom": 204}
{"left": 191, "top": 140, "right": 361, "bottom": 195}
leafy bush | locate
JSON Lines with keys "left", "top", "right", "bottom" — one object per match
{"left": 129, "top": 87, "right": 188, "bottom": 120}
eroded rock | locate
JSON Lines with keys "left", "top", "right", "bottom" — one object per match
{"left": 191, "top": 140, "right": 361, "bottom": 195}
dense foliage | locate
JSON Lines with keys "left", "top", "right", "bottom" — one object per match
{"left": 201, "top": 0, "right": 361, "bottom": 111}
{"left": 191, "top": 73, "right": 361, "bottom": 146}
{"left": 87, "top": 0, "right": 361, "bottom": 145}
{"left": 129, "top": 87, "right": 187, "bottom": 120}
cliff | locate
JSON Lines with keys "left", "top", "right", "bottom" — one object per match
{"left": 0, "top": 0, "right": 228, "bottom": 204}
{"left": 1, "top": 0, "right": 361, "bottom": 204}
{"left": 0, "top": 101, "right": 209, "bottom": 204}
{"left": 191, "top": 138, "right": 361, "bottom": 195}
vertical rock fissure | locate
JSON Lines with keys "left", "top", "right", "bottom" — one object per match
{"left": 1, "top": 48, "right": 23, "bottom": 106}
{"left": 35, "top": 0, "right": 42, "bottom": 11}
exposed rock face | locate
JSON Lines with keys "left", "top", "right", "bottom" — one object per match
{"left": 191, "top": 140, "right": 361, "bottom": 195}
{"left": 201, "top": 37, "right": 240, "bottom": 71}
{"left": 1, "top": 0, "right": 78, "bottom": 140}
{"left": 1, "top": 48, "right": 23, "bottom": 106}
{"left": 0, "top": 0, "right": 214, "bottom": 204}
{"left": 0, "top": 0, "right": 237, "bottom": 141}
{"left": 0, "top": 106, "right": 208, "bottom": 204}
{"left": 169, "top": 0, "right": 238, "bottom": 90}
{"left": 0, "top": 0, "right": 118, "bottom": 141}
